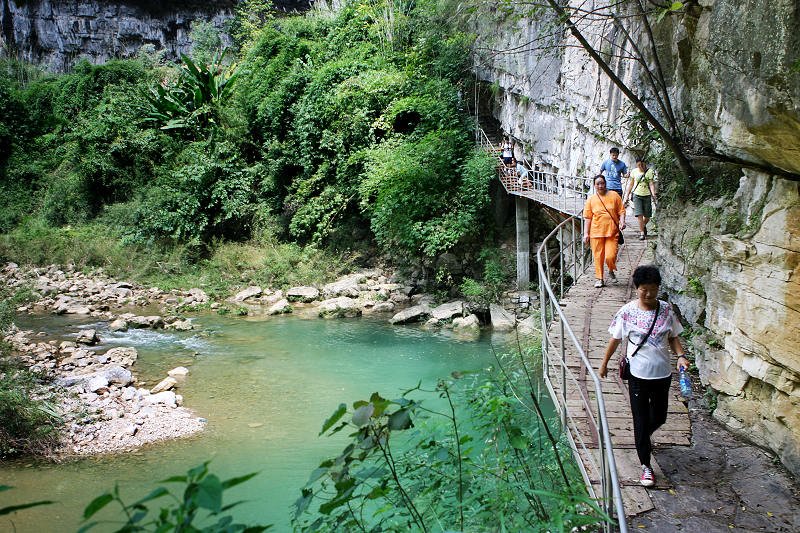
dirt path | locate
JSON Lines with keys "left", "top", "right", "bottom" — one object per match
{"left": 631, "top": 393, "right": 800, "bottom": 532}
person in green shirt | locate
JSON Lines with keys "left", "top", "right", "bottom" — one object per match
{"left": 623, "top": 158, "right": 657, "bottom": 240}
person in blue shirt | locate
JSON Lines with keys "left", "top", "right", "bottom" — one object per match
{"left": 599, "top": 147, "right": 629, "bottom": 197}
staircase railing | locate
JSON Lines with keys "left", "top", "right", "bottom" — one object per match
{"left": 537, "top": 217, "right": 628, "bottom": 532}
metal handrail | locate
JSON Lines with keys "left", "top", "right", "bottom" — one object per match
{"left": 536, "top": 217, "right": 628, "bottom": 533}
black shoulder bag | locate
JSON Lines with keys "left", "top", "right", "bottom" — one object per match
{"left": 619, "top": 301, "right": 660, "bottom": 380}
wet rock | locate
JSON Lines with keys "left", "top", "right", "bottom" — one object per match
{"left": 167, "top": 319, "right": 193, "bottom": 331}
{"left": 452, "top": 314, "right": 480, "bottom": 333}
{"left": 104, "top": 347, "right": 138, "bottom": 367}
{"left": 286, "top": 286, "right": 320, "bottom": 302}
{"left": 232, "top": 286, "right": 262, "bottom": 302}
{"left": 489, "top": 304, "right": 516, "bottom": 332}
{"left": 431, "top": 301, "right": 465, "bottom": 321}
{"left": 124, "top": 314, "right": 164, "bottom": 329}
{"left": 57, "top": 365, "right": 134, "bottom": 388}
{"left": 109, "top": 318, "right": 128, "bottom": 332}
{"left": 322, "top": 277, "right": 361, "bottom": 299}
{"left": 268, "top": 298, "right": 292, "bottom": 315}
{"left": 167, "top": 366, "right": 189, "bottom": 377}
{"left": 151, "top": 377, "right": 177, "bottom": 394}
{"left": 389, "top": 304, "right": 431, "bottom": 325}
{"left": 422, "top": 317, "right": 440, "bottom": 329}
{"left": 76, "top": 329, "right": 99, "bottom": 345}
{"left": 370, "top": 301, "right": 396, "bottom": 314}
{"left": 143, "top": 391, "right": 177, "bottom": 408}
{"left": 318, "top": 297, "right": 361, "bottom": 318}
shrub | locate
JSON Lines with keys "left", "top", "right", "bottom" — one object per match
{"left": 80, "top": 462, "right": 271, "bottom": 532}
{"left": 0, "top": 291, "right": 64, "bottom": 460}
{"left": 294, "top": 349, "right": 608, "bottom": 531}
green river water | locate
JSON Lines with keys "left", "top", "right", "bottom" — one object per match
{"left": 1, "top": 313, "right": 525, "bottom": 532}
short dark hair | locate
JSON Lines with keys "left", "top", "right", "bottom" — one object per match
{"left": 635, "top": 157, "right": 643, "bottom": 163}
{"left": 632, "top": 265, "right": 661, "bottom": 287}
{"left": 593, "top": 174, "right": 606, "bottom": 185}
{"left": 610, "top": 147, "right": 620, "bottom": 154}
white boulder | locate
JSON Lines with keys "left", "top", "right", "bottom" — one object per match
{"left": 490, "top": 304, "right": 516, "bottom": 332}
{"left": 286, "top": 286, "right": 320, "bottom": 302}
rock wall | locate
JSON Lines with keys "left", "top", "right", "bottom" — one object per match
{"left": 473, "top": 1, "right": 800, "bottom": 473}
{"left": 473, "top": 0, "right": 800, "bottom": 176}
{"left": 0, "top": 0, "right": 313, "bottom": 72}
{"left": 656, "top": 171, "right": 800, "bottom": 473}
{"left": 0, "top": 0, "right": 235, "bottom": 71}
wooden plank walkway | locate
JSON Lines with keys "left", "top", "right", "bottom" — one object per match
{"left": 482, "top": 133, "right": 691, "bottom": 521}
{"left": 546, "top": 224, "right": 691, "bottom": 519}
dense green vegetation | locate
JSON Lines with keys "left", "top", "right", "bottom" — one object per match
{"left": 0, "top": 0, "right": 497, "bottom": 292}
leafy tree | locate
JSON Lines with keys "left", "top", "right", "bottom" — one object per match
{"left": 189, "top": 19, "right": 225, "bottom": 66}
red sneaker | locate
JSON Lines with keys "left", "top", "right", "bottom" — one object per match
{"left": 640, "top": 465, "right": 655, "bottom": 487}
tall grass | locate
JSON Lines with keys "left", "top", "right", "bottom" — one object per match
{"left": 0, "top": 217, "right": 355, "bottom": 297}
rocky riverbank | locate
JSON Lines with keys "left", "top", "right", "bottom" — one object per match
{"left": 1, "top": 261, "right": 541, "bottom": 458}
{"left": 3, "top": 323, "right": 205, "bottom": 456}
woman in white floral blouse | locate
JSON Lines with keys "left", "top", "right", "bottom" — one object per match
{"left": 598, "top": 265, "right": 690, "bottom": 487}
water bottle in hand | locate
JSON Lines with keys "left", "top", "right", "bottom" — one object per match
{"left": 679, "top": 367, "right": 692, "bottom": 399}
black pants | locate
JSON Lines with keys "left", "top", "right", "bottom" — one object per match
{"left": 628, "top": 374, "right": 672, "bottom": 467}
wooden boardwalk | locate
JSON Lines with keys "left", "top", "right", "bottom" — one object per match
{"left": 483, "top": 132, "right": 692, "bottom": 522}
{"left": 546, "top": 224, "right": 691, "bottom": 519}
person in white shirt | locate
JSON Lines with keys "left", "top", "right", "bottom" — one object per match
{"left": 598, "top": 265, "right": 690, "bottom": 487}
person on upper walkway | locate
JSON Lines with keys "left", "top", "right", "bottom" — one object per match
{"left": 515, "top": 158, "right": 530, "bottom": 188}
{"left": 623, "top": 157, "right": 657, "bottom": 240}
{"left": 501, "top": 137, "right": 514, "bottom": 166}
{"left": 583, "top": 175, "right": 625, "bottom": 288}
{"left": 599, "top": 147, "right": 628, "bottom": 198}
{"left": 598, "top": 265, "right": 690, "bottom": 488}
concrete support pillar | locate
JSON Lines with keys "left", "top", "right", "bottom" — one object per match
{"left": 516, "top": 197, "right": 530, "bottom": 290}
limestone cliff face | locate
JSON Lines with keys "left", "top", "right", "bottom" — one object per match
{"left": 0, "top": 1, "right": 313, "bottom": 72}
{"left": 0, "top": 0, "right": 236, "bottom": 71}
{"left": 474, "top": 0, "right": 800, "bottom": 176}
{"left": 656, "top": 172, "right": 800, "bottom": 473}
{"left": 474, "top": 1, "right": 800, "bottom": 473}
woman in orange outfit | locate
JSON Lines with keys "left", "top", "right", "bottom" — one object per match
{"left": 583, "top": 175, "right": 626, "bottom": 287}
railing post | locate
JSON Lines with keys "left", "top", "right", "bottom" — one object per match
{"left": 559, "top": 226, "right": 564, "bottom": 300}
{"left": 539, "top": 264, "right": 548, "bottom": 377}
{"left": 560, "top": 314, "right": 567, "bottom": 429}
{"left": 573, "top": 218, "right": 579, "bottom": 283}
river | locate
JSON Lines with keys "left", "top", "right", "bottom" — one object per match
{"left": 1, "top": 313, "right": 522, "bottom": 531}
